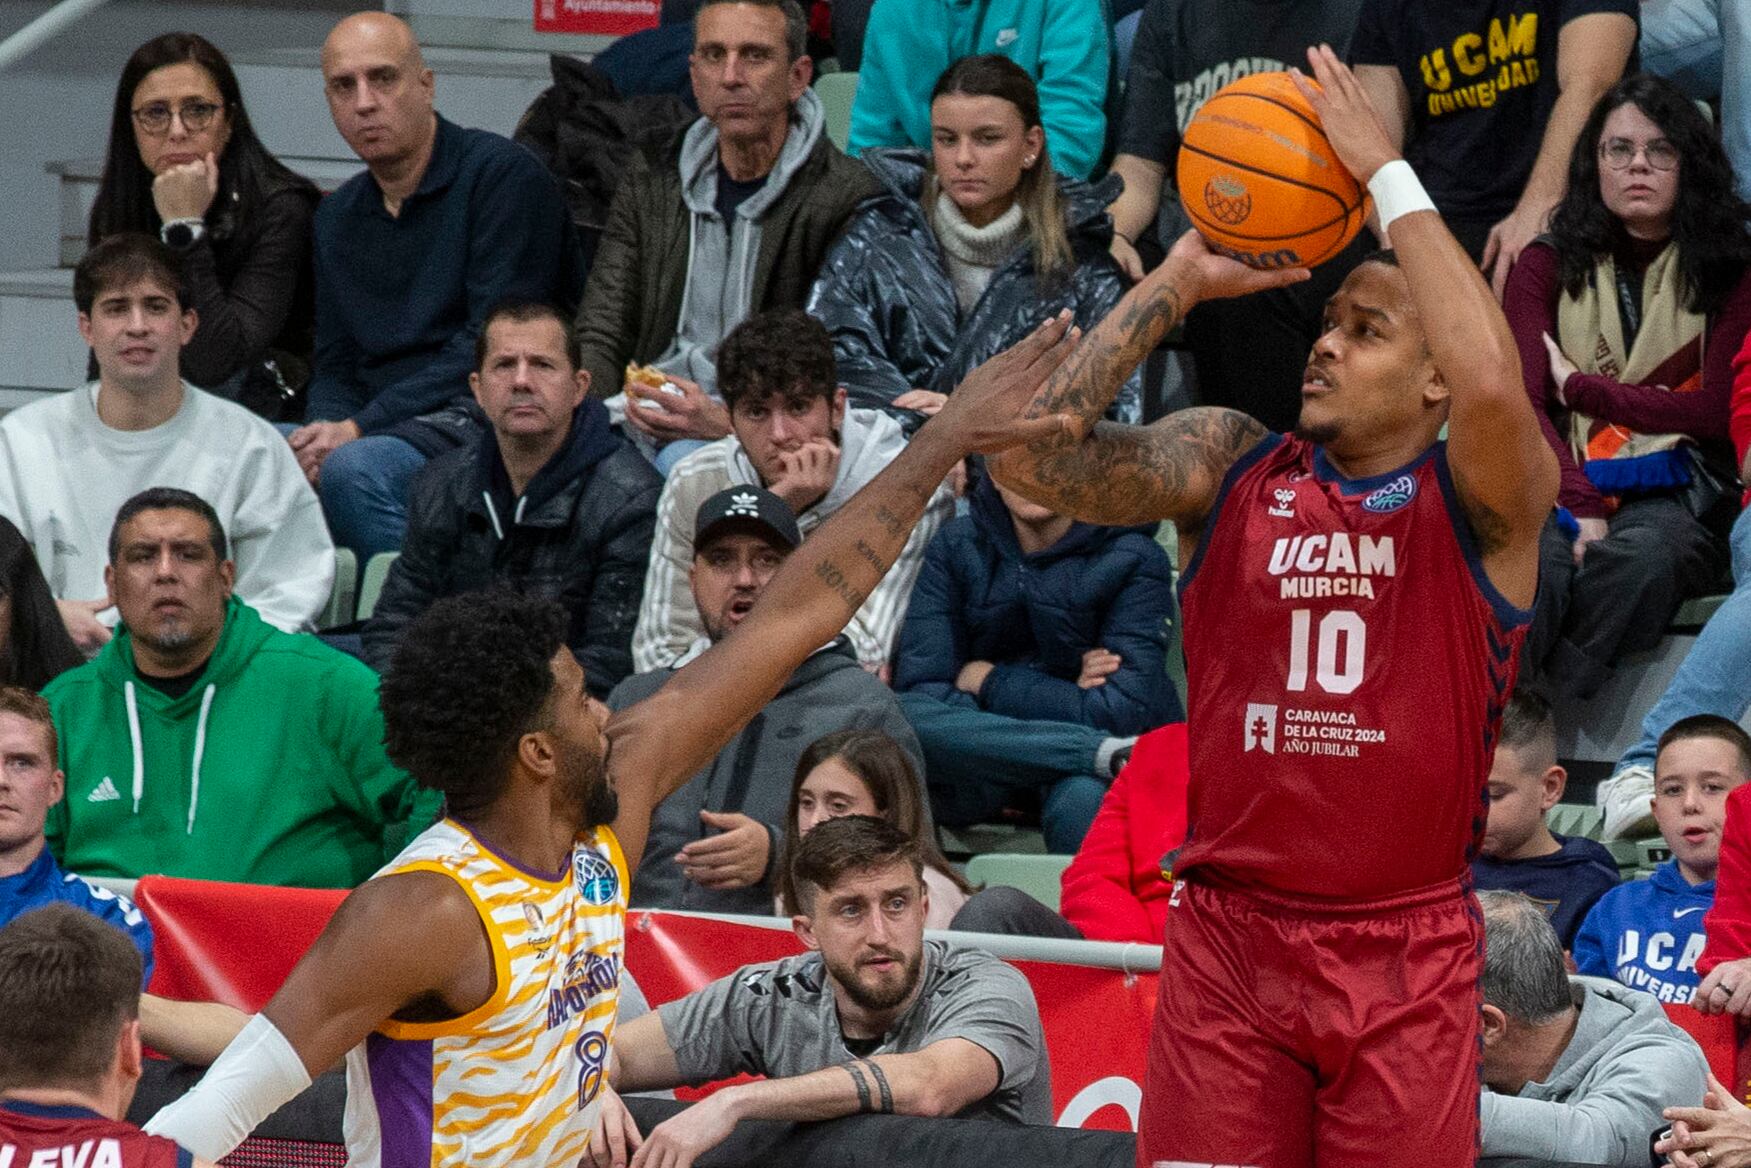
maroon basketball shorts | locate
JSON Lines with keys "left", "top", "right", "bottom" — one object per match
{"left": 1137, "top": 877, "right": 1483, "bottom": 1168}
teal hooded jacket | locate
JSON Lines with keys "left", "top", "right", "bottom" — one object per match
{"left": 847, "top": 0, "right": 1112, "bottom": 180}
{"left": 44, "top": 598, "right": 439, "bottom": 888}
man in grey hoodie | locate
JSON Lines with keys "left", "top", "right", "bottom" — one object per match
{"left": 1479, "top": 889, "right": 1709, "bottom": 1167}
{"left": 633, "top": 310, "right": 952, "bottom": 673}
{"left": 575, "top": 0, "right": 876, "bottom": 474}
{"left": 609, "top": 485, "right": 924, "bottom": 914}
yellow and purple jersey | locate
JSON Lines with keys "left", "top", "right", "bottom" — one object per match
{"left": 342, "top": 818, "right": 627, "bottom": 1168}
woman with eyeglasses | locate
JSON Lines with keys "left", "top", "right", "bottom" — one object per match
{"left": 88, "top": 33, "right": 319, "bottom": 421}
{"left": 1507, "top": 72, "right": 1751, "bottom": 701}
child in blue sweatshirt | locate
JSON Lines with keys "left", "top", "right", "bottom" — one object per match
{"left": 1573, "top": 715, "right": 1751, "bottom": 1004}
{"left": 1471, "top": 691, "right": 1618, "bottom": 948}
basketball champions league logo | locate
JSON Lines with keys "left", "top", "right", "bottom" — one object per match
{"left": 1203, "top": 176, "right": 1252, "bottom": 226}
{"left": 574, "top": 851, "right": 619, "bottom": 906}
{"left": 1361, "top": 474, "right": 1417, "bottom": 514}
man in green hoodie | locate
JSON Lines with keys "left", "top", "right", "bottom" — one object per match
{"left": 43, "top": 487, "right": 437, "bottom": 888}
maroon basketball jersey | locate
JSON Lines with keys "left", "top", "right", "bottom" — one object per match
{"left": 1, "top": 1102, "right": 192, "bottom": 1168}
{"left": 1176, "top": 434, "right": 1527, "bottom": 901}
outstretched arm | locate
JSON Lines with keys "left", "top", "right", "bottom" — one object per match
{"left": 604, "top": 319, "right": 1080, "bottom": 874}
{"left": 1295, "top": 46, "right": 1557, "bottom": 606}
{"left": 984, "top": 232, "right": 1298, "bottom": 529}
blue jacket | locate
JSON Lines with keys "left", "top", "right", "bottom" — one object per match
{"left": 1573, "top": 859, "right": 1710, "bottom": 1005}
{"left": 894, "top": 479, "right": 1179, "bottom": 736}
{"left": 1472, "top": 834, "right": 1621, "bottom": 949}
{"left": 847, "top": 0, "right": 1112, "bottom": 180}
{"left": 308, "top": 117, "right": 583, "bottom": 447}
{"left": 0, "top": 847, "right": 153, "bottom": 985}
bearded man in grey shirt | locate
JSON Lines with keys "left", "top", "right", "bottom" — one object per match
{"left": 593, "top": 816, "right": 1052, "bottom": 1164}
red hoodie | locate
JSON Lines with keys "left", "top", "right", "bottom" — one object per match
{"left": 1702, "top": 784, "right": 1751, "bottom": 974}
{"left": 1059, "top": 723, "right": 1190, "bottom": 944}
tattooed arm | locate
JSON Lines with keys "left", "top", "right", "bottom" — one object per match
{"left": 985, "top": 231, "right": 1304, "bottom": 528}
{"left": 604, "top": 316, "right": 1079, "bottom": 845}
{"left": 1295, "top": 45, "right": 1556, "bottom": 606}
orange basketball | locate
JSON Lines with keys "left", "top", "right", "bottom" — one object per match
{"left": 1177, "top": 72, "right": 1366, "bottom": 269}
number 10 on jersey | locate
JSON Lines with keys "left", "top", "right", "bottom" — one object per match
{"left": 1286, "top": 609, "right": 1365, "bottom": 695}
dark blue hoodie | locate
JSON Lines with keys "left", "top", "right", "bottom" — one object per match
{"left": 1472, "top": 833, "right": 1621, "bottom": 948}
{"left": 893, "top": 478, "right": 1180, "bottom": 736}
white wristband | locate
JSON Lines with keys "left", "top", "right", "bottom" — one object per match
{"left": 1366, "top": 160, "right": 1437, "bottom": 234}
{"left": 144, "top": 1013, "right": 313, "bottom": 1161}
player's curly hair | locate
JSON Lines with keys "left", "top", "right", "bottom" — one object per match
{"left": 379, "top": 589, "right": 569, "bottom": 817}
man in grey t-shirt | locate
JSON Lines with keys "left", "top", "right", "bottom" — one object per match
{"left": 595, "top": 817, "right": 1051, "bottom": 1164}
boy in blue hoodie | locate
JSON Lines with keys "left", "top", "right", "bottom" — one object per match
{"left": 1573, "top": 714, "right": 1751, "bottom": 1003}
{"left": 1472, "top": 689, "right": 1619, "bottom": 949}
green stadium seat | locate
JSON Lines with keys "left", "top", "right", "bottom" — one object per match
{"left": 1545, "top": 803, "right": 1603, "bottom": 840}
{"left": 965, "top": 853, "right": 1072, "bottom": 911}
{"left": 815, "top": 71, "right": 857, "bottom": 153}
{"left": 1672, "top": 594, "right": 1728, "bottom": 629}
{"left": 317, "top": 548, "right": 358, "bottom": 630}
{"left": 1636, "top": 836, "right": 1673, "bottom": 878}
{"left": 356, "top": 552, "right": 399, "bottom": 622}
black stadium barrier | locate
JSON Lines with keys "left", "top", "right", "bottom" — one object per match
{"left": 124, "top": 1057, "right": 1623, "bottom": 1168}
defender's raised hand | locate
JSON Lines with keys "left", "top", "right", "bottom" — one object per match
{"left": 1291, "top": 44, "right": 1401, "bottom": 187}
{"left": 929, "top": 311, "right": 1081, "bottom": 454}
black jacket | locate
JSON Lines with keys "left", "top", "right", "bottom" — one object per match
{"left": 363, "top": 399, "right": 662, "bottom": 694}
{"left": 805, "top": 148, "right": 1139, "bottom": 426}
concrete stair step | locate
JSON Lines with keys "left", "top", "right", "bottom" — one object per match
{"left": 0, "top": 268, "right": 86, "bottom": 406}
{"left": 229, "top": 44, "right": 561, "bottom": 165}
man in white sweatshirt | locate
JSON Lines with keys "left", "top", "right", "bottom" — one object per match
{"left": 0, "top": 234, "right": 331, "bottom": 651}
{"left": 1478, "top": 889, "right": 1708, "bottom": 1167}
{"left": 632, "top": 309, "right": 951, "bottom": 674}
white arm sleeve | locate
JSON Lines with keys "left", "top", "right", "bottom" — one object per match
{"left": 143, "top": 1013, "right": 314, "bottom": 1161}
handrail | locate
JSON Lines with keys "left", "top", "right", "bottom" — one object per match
{"left": 655, "top": 909, "right": 1167, "bottom": 975}
{"left": 0, "top": 0, "right": 116, "bottom": 73}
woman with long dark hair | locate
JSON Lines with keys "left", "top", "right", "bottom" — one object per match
{"left": 1508, "top": 73, "right": 1751, "bottom": 701}
{"left": 89, "top": 33, "right": 319, "bottom": 420}
{"left": 0, "top": 519, "right": 81, "bottom": 691}
{"left": 776, "top": 729, "right": 974, "bottom": 928}
{"left": 809, "top": 54, "right": 1138, "bottom": 430}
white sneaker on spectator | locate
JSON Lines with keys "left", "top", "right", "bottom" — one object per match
{"left": 1598, "top": 764, "right": 1658, "bottom": 840}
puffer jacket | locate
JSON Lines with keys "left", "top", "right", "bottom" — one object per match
{"left": 363, "top": 399, "right": 662, "bottom": 695}
{"left": 574, "top": 105, "right": 876, "bottom": 398}
{"left": 807, "top": 148, "right": 1139, "bottom": 427}
{"left": 894, "top": 478, "right": 1179, "bottom": 735}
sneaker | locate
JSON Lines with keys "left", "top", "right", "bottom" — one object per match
{"left": 1598, "top": 764, "right": 1658, "bottom": 841}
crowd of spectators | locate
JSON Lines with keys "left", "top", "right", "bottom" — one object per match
{"left": 2, "top": 0, "right": 1751, "bottom": 1162}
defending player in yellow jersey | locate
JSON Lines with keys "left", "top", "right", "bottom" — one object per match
{"left": 143, "top": 302, "right": 1083, "bottom": 1165}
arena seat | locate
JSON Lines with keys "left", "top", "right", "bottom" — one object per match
{"left": 355, "top": 551, "right": 399, "bottom": 622}
{"left": 966, "top": 853, "right": 1072, "bottom": 910}
{"left": 316, "top": 548, "right": 357, "bottom": 630}
{"left": 1544, "top": 803, "right": 1603, "bottom": 839}
{"left": 814, "top": 70, "right": 857, "bottom": 152}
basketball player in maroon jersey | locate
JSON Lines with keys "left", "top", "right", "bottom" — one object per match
{"left": 0, "top": 905, "right": 217, "bottom": 1168}
{"left": 974, "top": 46, "right": 1560, "bottom": 1168}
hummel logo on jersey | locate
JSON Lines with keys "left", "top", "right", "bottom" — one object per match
{"left": 1267, "top": 488, "right": 1296, "bottom": 519}
{"left": 87, "top": 777, "right": 121, "bottom": 803}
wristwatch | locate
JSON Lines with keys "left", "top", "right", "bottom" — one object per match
{"left": 160, "top": 217, "right": 207, "bottom": 249}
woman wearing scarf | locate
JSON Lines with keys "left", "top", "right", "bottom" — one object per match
{"left": 1508, "top": 73, "right": 1751, "bottom": 701}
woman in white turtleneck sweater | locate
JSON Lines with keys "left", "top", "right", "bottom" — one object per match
{"left": 808, "top": 55, "right": 1140, "bottom": 427}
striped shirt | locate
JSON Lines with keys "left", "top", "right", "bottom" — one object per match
{"left": 631, "top": 407, "right": 953, "bottom": 672}
{"left": 342, "top": 818, "right": 627, "bottom": 1168}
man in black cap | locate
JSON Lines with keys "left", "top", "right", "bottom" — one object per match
{"left": 606, "top": 486, "right": 924, "bottom": 914}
